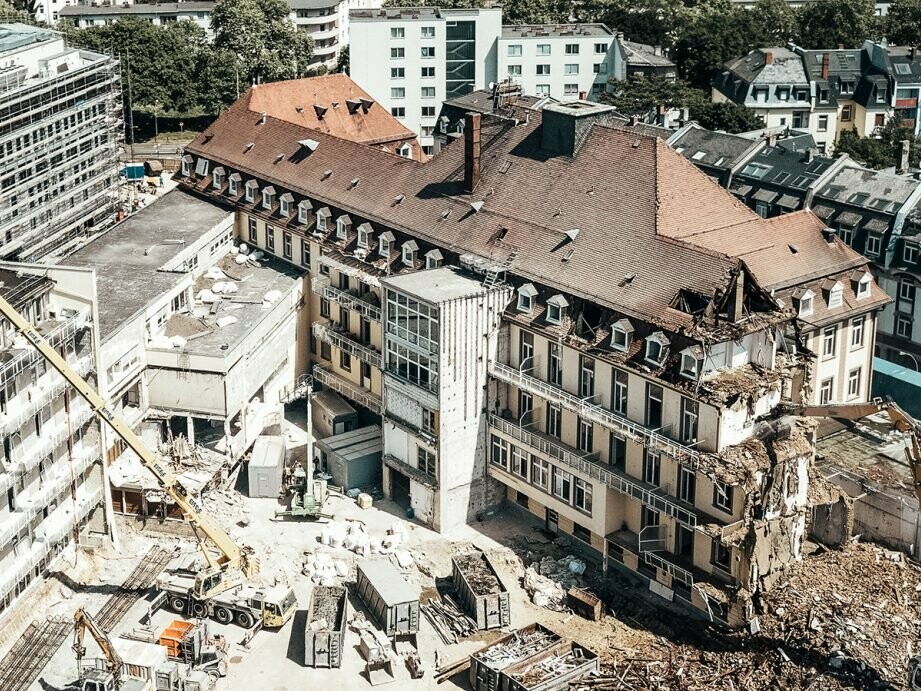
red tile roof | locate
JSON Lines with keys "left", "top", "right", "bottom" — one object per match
{"left": 242, "top": 75, "right": 426, "bottom": 161}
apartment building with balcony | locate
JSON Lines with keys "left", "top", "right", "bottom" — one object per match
{"left": 291, "top": 0, "right": 382, "bottom": 66}
{"left": 56, "top": 2, "right": 215, "bottom": 35}
{"left": 0, "top": 23, "right": 121, "bottom": 262}
{"left": 177, "top": 90, "right": 885, "bottom": 626}
{"left": 0, "top": 266, "right": 106, "bottom": 619}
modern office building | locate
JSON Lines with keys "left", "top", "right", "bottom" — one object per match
{"left": 0, "top": 23, "right": 121, "bottom": 262}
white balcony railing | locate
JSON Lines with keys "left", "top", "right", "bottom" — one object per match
{"left": 312, "top": 365, "right": 381, "bottom": 414}
{"left": 0, "top": 310, "right": 90, "bottom": 387}
{"left": 312, "top": 321, "right": 383, "bottom": 369}
{"left": 489, "top": 361, "right": 701, "bottom": 466}
{"left": 489, "top": 414, "right": 697, "bottom": 529}
{"left": 311, "top": 276, "right": 382, "bottom": 322}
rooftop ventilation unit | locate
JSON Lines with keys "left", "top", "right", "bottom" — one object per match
{"left": 564, "top": 228, "right": 580, "bottom": 242}
{"left": 314, "top": 104, "right": 328, "bottom": 119}
{"left": 244, "top": 142, "right": 255, "bottom": 152}
{"left": 274, "top": 153, "right": 284, "bottom": 163}
{"left": 259, "top": 111, "right": 267, "bottom": 124}
{"left": 470, "top": 200, "right": 484, "bottom": 213}
{"left": 322, "top": 169, "right": 333, "bottom": 180}
{"left": 392, "top": 194, "right": 405, "bottom": 205}
{"left": 350, "top": 178, "right": 360, "bottom": 188}
{"left": 295, "top": 106, "right": 303, "bottom": 113}
{"left": 440, "top": 210, "right": 450, "bottom": 220}
{"left": 298, "top": 139, "right": 319, "bottom": 152}
{"left": 346, "top": 99, "right": 362, "bottom": 114}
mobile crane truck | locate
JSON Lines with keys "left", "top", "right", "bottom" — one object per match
{"left": 0, "top": 294, "right": 296, "bottom": 631}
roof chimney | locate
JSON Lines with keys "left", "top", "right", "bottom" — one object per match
{"left": 821, "top": 227, "right": 836, "bottom": 244}
{"left": 822, "top": 52, "right": 829, "bottom": 80}
{"left": 346, "top": 98, "right": 362, "bottom": 114}
{"left": 630, "top": 115, "right": 639, "bottom": 126}
{"left": 463, "top": 112, "right": 481, "bottom": 194}
{"left": 898, "top": 139, "right": 911, "bottom": 174}
{"left": 764, "top": 50, "right": 773, "bottom": 65}
{"left": 805, "top": 148, "right": 815, "bottom": 162}
{"left": 912, "top": 46, "right": 918, "bottom": 60}
{"left": 313, "top": 104, "right": 328, "bottom": 119}
{"left": 259, "top": 111, "right": 267, "bottom": 124}
{"left": 579, "top": 91, "right": 587, "bottom": 100}
{"left": 653, "top": 45, "right": 662, "bottom": 56}
{"left": 768, "top": 133, "right": 777, "bottom": 147}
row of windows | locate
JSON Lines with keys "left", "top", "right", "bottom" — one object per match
{"left": 818, "top": 366, "right": 864, "bottom": 404}
{"left": 505, "top": 42, "right": 609, "bottom": 57}
{"left": 390, "top": 26, "right": 436, "bottom": 39}
{"left": 247, "top": 218, "right": 310, "bottom": 267}
{"left": 390, "top": 47, "right": 436, "bottom": 59}
{"left": 818, "top": 317, "right": 866, "bottom": 358}
{"left": 506, "top": 63, "right": 607, "bottom": 77}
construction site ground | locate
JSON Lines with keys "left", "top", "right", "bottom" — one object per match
{"left": 2, "top": 407, "right": 918, "bottom": 689}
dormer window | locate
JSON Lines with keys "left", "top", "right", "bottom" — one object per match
{"left": 399, "top": 143, "right": 412, "bottom": 158}
{"left": 245, "top": 180, "right": 258, "bottom": 203}
{"left": 905, "top": 242, "right": 919, "bottom": 264}
{"left": 517, "top": 283, "right": 537, "bottom": 312}
{"left": 194, "top": 157, "right": 209, "bottom": 177}
{"left": 228, "top": 173, "right": 241, "bottom": 196}
{"left": 610, "top": 318, "right": 633, "bottom": 352}
{"left": 681, "top": 347, "right": 703, "bottom": 379}
{"left": 298, "top": 199, "right": 312, "bottom": 224}
{"left": 827, "top": 280, "right": 843, "bottom": 309}
{"left": 336, "top": 215, "right": 352, "bottom": 239}
{"left": 794, "top": 288, "right": 814, "bottom": 317}
{"left": 279, "top": 192, "right": 294, "bottom": 217}
{"left": 425, "top": 248, "right": 443, "bottom": 269}
{"left": 357, "top": 223, "right": 373, "bottom": 249}
{"left": 211, "top": 166, "right": 225, "bottom": 189}
{"left": 181, "top": 154, "right": 192, "bottom": 177}
{"left": 379, "top": 231, "right": 395, "bottom": 257}
{"left": 262, "top": 185, "right": 276, "bottom": 210}
{"left": 645, "top": 332, "right": 669, "bottom": 365}
{"left": 853, "top": 270, "right": 872, "bottom": 300}
{"left": 545, "top": 294, "right": 568, "bottom": 325}
{"left": 316, "top": 207, "right": 331, "bottom": 232}
{"left": 402, "top": 240, "right": 418, "bottom": 266}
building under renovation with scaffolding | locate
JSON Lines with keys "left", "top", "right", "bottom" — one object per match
{"left": 0, "top": 266, "right": 106, "bottom": 619}
{"left": 0, "top": 23, "right": 121, "bottom": 262}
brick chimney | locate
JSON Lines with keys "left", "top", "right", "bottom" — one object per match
{"left": 898, "top": 139, "right": 911, "bottom": 174}
{"left": 764, "top": 50, "right": 773, "bottom": 65}
{"left": 463, "top": 112, "right": 481, "bottom": 194}
{"left": 822, "top": 52, "right": 830, "bottom": 80}
{"left": 912, "top": 46, "right": 918, "bottom": 61}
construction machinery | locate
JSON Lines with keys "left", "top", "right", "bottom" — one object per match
{"left": 73, "top": 608, "right": 125, "bottom": 691}
{"left": 0, "top": 295, "right": 296, "bottom": 630}
{"left": 274, "top": 469, "right": 331, "bottom": 521}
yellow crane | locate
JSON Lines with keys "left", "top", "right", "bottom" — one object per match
{"left": 0, "top": 294, "right": 294, "bottom": 629}
{"left": 73, "top": 608, "right": 124, "bottom": 691}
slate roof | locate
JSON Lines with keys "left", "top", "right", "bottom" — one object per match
{"left": 669, "top": 125, "right": 758, "bottom": 169}
{"left": 182, "top": 92, "right": 876, "bottom": 332}
{"left": 723, "top": 48, "right": 808, "bottom": 85}
{"left": 621, "top": 41, "right": 676, "bottom": 69}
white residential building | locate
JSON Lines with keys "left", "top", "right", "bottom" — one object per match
{"left": 290, "top": 0, "right": 382, "bottom": 66}
{"left": 349, "top": 6, "right": 501, "bottom": 154}
{"left": 0, "top": 23, "right": 121, "bottom": 262}
{"left": 56, "top": 2, "right": 215, "bottom": 36}
{"left": 497, "top": 24, "right": 619, "bottom": 101}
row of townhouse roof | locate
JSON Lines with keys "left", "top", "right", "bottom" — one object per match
{"left": 669, "top": 122, "right": 921, "bottom": 386}
{"left": 712, "top": 41, "right": 921, "bottom": 154}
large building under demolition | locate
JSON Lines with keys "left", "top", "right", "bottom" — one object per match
{"left": 0, "top": 266, "right": 106, "bottom": 618}
{"left": 0, "top": 24, "right": 122, "bottom": 261}
{"left": 168, "top": 90, "right": 888, "bottom": 626}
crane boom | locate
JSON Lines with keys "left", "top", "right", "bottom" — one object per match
{"left": 0, "top": 294, "right": 255, "bottom": 584}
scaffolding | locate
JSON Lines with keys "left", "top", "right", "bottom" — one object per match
{"left": 0, "top": 27, "right": 123, "bottom": 262}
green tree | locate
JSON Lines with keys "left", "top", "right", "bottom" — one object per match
{"left": 211, "top": 0, "right": 314, "bottom": 85}
{"left": 690, "top": 101, "right": 764, "bottom": 132}
{"left": 794, "top": 0, "right": 878, "bottom": 49}
{"left": 674, "top": 1, "right": 760, "bottom": 88}
{"left": 750, "top": 0, "right": 798, "bottom": 46}
{"left": 602, "top": 74, "right": 708, "bottom": 115}
{"left": 886, "top": 0, "right": 921, "bottom": 46}
{"left": 194, "top": 47, "right": 241, "bottom": 114}
{"left": 575, "top": 0, "right": 689, "bottom": 48}
{"left": 336, "top": 45, "right": 350, "bottom": 75}
{"left": 836, "top": 119, "right": 921, "bottom": 169}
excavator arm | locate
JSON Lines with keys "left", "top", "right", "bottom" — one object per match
{"left": 73, "top": 608, "right": 123, "bottom": 680}
{"left": 0, "top": 294, "right": 255, "bottom": 590}
{"left": 785, "top": 398, "right": 921, "bottom": 509}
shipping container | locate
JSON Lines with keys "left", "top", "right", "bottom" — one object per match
{"left": 502, "top": 640, "right": 598, "bottom": 691}
{"left": 247, "top": 435, "right": 286, "bottom": 498}
{"left": 452, "top": 549, "right": 510, "bottom": 630}
{"left": 304, "top": 586, "right": 348, "bottom": 668}
{"left": 355, "top": 558, "right": 420, "bottom": 636}
{"left": 566, "top": 587, "right": 602, "bottom": 621}
{"left": 469, "top": 624, "right": 561, "bottom": 691}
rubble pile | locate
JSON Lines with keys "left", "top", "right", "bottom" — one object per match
{"left": 524, "top": 555, "right": 586, "bottom": 610}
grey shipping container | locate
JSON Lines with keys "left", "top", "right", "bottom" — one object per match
{"left": 355, "top": 558, "right": 420, "bottom": 636}
{"left": 469, "top": 624, "right": 561, "bottom": 691}
{"left": 247, "top": 435, "right": 286, "bottom": 498}
{"left": 502, "top": 640, "right": 599, "bottom": 691}
{"left": 451, "top": 550, "right": 510, "bottom": 630}
{"left": 304, "top": 586, "right": 348, "bottom": 668}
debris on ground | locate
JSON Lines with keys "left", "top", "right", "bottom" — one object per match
{"left": 523, "top": 555, "right": 586, "bottom": 610}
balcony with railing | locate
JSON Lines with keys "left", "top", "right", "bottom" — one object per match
{"left": 312, "top": 365, "right": 381, "bottom": 413}
{"left": 606, "top": 527, "right": 696, "bottom": 590}
{"left": 312, "top": 275, "right": 382, "bottom": 322}
{"left": 488, "top": 413, "right": 698, "bottom": 529}
{"left": 11, "top": 402, "right": 94, "bottom": 477}
{"left": 0, "top": 309, "right": 90, "bottom": 388}
{"left": 313, "top": 321, "right": 383, "bottom": 369}
{"left": 489, "top": 361, "right": 701, "bottom": 466}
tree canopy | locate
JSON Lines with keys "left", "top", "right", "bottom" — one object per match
{"left": 793, "top": 0, "right": 879, "bottom": 50}
{"left": 691, "top": 101, "right": 764, "bottom": 133}
{"left": 836, "top": 119, "right": 921, "bottom": 169}
{"left": 211, "top": 0, "right": 314, "bottom": 85}
{"left": 886, "top": 0, "right": 921, "bottom": 47}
